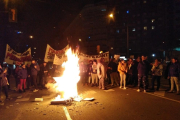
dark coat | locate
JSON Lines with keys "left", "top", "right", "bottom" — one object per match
{"left": 168, "top": 63, "right": 180, "bottom": 77}
{"left": 31, "top": 64, "right": 40, "bottom": 76}
{"left": 18, "top": 68, "right": 28, "bottom": 79}
{"left": 137, "top": 61, "right": 148, "bottom": 76}
{"left": 0, "top": 69, "right": 7, "bottom": 86}
{"left": 27, "top": 66, "right": 31, "bottom": 76}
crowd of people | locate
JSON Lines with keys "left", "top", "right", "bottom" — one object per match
{"left": 79, "top": 55, "right": 180, "bottom": 95}
{"left": 0, "top": 55, "right": 180, "bottom": 102}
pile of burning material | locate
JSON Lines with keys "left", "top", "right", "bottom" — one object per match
{"left": 49, "top": 48, "right": 81, "bottom": 104}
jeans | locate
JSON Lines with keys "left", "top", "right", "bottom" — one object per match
{"left": 151, "top": 76, "right": 161, "bottom": 90}
{"left": 27, "top": 77, "right": 31, "bottom": 89}
{"left": 138, "top": 74, "right": 146, "bottom": 90}
{"left": 120, "top": 73, "right": 126, "bottom": 87}
{"left": 91, "top": 74, "right": 98, "bottom": 84}
{"left": 110, "top": 72, "right": 119, "bottom": 86}
{"left": 0, "top": 85, "right": 8, "bottom": 99}
{"left": 88, "top": 75, "right": 92, "bottom": 84}
{"left": 170, "top": 77, "right": 179, "bottom": 92}
{"left": 99, "top": 77, "right": 105, "bottom": 89}
{"left": 32, "top": 75, "right": 38, "bottom": 89}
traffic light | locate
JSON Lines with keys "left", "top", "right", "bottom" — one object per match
{"left": 9, "top": 8, "right": 17, "bottom": 22}
{"left": 97, "top": 45, "right": 100, "bottom": 54}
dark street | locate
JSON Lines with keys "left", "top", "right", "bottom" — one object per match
{"left": 0, "top": 78, "right": 180, "bottom": 120}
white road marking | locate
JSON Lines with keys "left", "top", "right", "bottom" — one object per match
{"left": 63, "top": 106, "right": 72, "bottom": 120}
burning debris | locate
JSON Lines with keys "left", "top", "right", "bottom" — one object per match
{"left": 46, "top": 48, "right": 82, "bottom": 104}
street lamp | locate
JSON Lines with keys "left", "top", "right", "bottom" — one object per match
{"left": 29, "top": 35, "right": 33, "bottom": 39}
{"left": 109, "top": 13, "right": 113, "bottom": 18}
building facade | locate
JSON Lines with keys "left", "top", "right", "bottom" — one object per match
{"left": 64, "top": 0, "right": 180, "bottom": 58}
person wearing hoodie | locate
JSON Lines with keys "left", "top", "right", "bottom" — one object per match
{"left": 0, "top": 65, "right": 10, "bottom": 102}
{"left": 18, "top": 64, "right": 27, "bottom": 92}
{"left": 168, "top": 57, "right": 180, "bottom": 95}
{"left": 31, "top": 60, "right": 40, "bottom": 92}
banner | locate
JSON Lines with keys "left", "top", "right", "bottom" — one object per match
{"left": 53, "top": 55, "right": 65, "bottom": 65}
{"left": 4, "top": 44, "right": 32, "bottom": 65}
{"left": 78, "top": 52, "right": 109, "bottom": 64}
{"left": 114, "top": 55, "right": 120, "bottom": 60}
{"left": 53, "top": 51, "right": 109, "bottom": 65}
{"left": 44, "top": 44, "right": 69, "bottom": 62}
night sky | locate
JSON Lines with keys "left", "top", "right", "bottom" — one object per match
{"left": 0, "top": 0, "right": 104, "bottom": 61}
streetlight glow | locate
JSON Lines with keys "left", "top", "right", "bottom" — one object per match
{"left": 109, "top": 13, "right": 113, "bottom": 18}
{"left": 29, "top": 35, "right": 33, "bottom": 39}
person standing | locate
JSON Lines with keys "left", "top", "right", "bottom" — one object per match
{"left": 18, "top": 64, "right": 27, "bottom": 92}
{"left": 137, "top": 55, "right": 148, "bottom": 92}
{"left": 108, "top": 58, "right": 119, "bottom": 86}
{"left": 2, "top": 63, "right": 11, "bottom": 89}
{"left": 26, "top": 64, "right": 31, "bottom": 89}
{"left": 91, "top": 59, "right": 98, "bottom": 87}
{"left": 168, "top": 58, "right": 180, "bottom": 95}
{"left": 31, "top": 60, "right": 40, "bottom": 92}
{"left": 0, "top": 65, "right": 10, "bottom": 102}
{"left": 87, "top": 60, "right": 93, "bottom": 86}
{"left": 127, "top": 58, "right": 134, "bottom": 85}
{"left": 151, "top": 59, "right": 163, "bottom": 91}
{"left": 97, "top": 58, "right": 106, "bottom": 90}
{"left": 79, "top": 61, "right": 87, "bottom": 86}
{"left": 118, "top": 59, "right": 127, "bottom": 89}
{"left": 40, "top": 62, "right": 49, "bottom": 88}
{"left": 132, "top": 57, "right": 140, "bottom": 87}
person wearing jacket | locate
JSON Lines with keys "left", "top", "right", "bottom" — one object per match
{"left": 26, "top": 64, "right": 31, "bottom": 89}
{"left": 108, "top": 58, "right": 119, "bottom": 86}
{"left": 18, "top": 64, "right": 27, "bottom": 92}
{"left": 31, "top": 60, "right": 40, "bottom": 92}
{"left": 0, "top": 65, "right": 9, "bottom": 102}
{"left": 118, "top": 59, "right": 127, "bottom": 89}
{"left": 87, "top": 60, "right": 93, "bottom": 86}
{"left": 168, "top": 58, "right": 180, "bottom": 95}
{"left": 151, "top": 59, "right": 163, "bottom": 91}
{"left": 40, "top": 62, "right": 49, "bottom": 88}
{"left": 91, "top": 59, "right": 98, "bottom": 87}
{"left": 97, "top": 58, "right": 106, "bottom": 90}
{"left": 137, "top": 56, "right": 148, "bottom": 92}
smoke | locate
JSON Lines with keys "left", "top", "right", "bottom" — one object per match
{"left": 45, "top": 83, "right": 58, "bottom": 93}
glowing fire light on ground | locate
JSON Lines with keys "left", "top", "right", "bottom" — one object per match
{"left": 52, "top": 48, "right": 80, "bottom": 101}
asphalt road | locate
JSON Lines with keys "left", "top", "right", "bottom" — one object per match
{"left": 0, "top": 82, "right": 180, "bottom": 120}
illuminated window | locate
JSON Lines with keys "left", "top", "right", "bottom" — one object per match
{"left": 144, "top": 26, "right": 147, "bottom": 30}
{"left": 116, "top": 30, "right": 120, "bottom": 33}
{"left": 101, "top": 9, "right": 106, "bottom": 11}
{"left": 79, "top": 39, "right": 81, "bottom": 41}
{"left": 152, "top": 19, "right": 155, "bottom": 23}
{"left": 143, "top": 0, "right": 147, "bottom": 3}
{"left": 152, "top": 26, "right": 155, "bottom": 29}
{"left": 132, "top": 28, "right": 136, "bottom": 31}
{"left": 126, "top": 10, "right": 129, "bottom": 14}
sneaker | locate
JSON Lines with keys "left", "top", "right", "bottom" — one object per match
{"left": 123, "top": 87, "right": 126, "bottom": 90}
{"left": 33, "top": 89, "right": 38, "bottom": 92}
{"left": 119, "top": 86, "right": 122, "bottom": 89}
{"left": 137, "top": 89, "right": 140, "bottom": 92}
{"left": 144, "top": 90, "right": 146, "bottom": 93}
